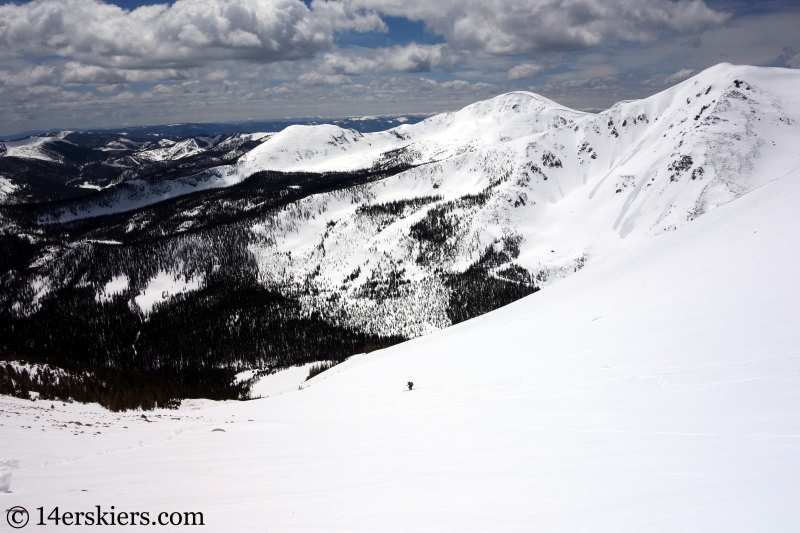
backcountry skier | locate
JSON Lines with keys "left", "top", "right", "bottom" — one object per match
{"left": 407, "top": 381, "right": 414, "bottom": 391}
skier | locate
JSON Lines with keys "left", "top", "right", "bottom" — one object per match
{"left": 407, "top": 381, "right": 414, "bottom": 391}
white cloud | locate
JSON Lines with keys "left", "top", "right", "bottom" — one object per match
{"left": 206, "top": 69, "right": 230, "bottom": 81}
{"left": 0, "top": 0, "right": 384, "bottom": 69}
{"left": 663, "top": 68, "right": 695, "bottom": 85}
{"left": 0, "top": 65, "right": 57, "bottom": 87}
{"left": 780, "top": 47, "right": 800, "bottom": 69}
{"left": 506, "top": 63, "right": 546, "bottom": 80}
{"left": 61, "top": 63, "right": 192, "bottom": 85}
{"left": 96, "top": 83, "right": 127, "bottom": 93}
{"left": 296, "top": 71, "right": 353, "bottom": 85}
{"left": 416, "top": 78, "right": 495, "bottom": 93}
{"left": 348, "top": 0, "right": 729, "bottom": 55}
{"left": 382, "top": 43, "right": 459, "bottom": 73}
{"left": 0, "top": 0, "right": 796, "bottom": 137}
{"left": 318, "top": 43, "right": 460, "bottom": 76}
{"left": 437, "top": 80, "right": 472, "bottom": 90}
{"left": 0, "top": 0, "right": 728, "bottom": 77}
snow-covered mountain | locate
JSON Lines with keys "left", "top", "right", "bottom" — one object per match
{"left": 0, "top": 131, "right": 73, "bottom": 163}
{"left": 3, "top": 128, "right": 799, "bottom": 530}
{"left": 0, "top": 116, "right": 430, "bottom": 206}
{"left": 1, "top": 63, "right": 799, "bottom": 406}
{"left": 228, "top": 63, "right": 800, "bottom": 337}
{"left": 0, "top": 130, "right": 270, "bottom": 207}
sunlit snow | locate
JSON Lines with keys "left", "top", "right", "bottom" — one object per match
{"left": 96, "top": 274, "right": 129, "bottom": 303}
{"left": 133, "top": 271, "right": 203, "bottom": 314}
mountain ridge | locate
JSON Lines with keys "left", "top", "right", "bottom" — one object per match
{"left": 1, "top": 62, "right": 798, "bottom": 408}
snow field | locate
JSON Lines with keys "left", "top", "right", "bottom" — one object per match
{"left": 0, "top": 132, "right": 70, "bottom": 162}
{"left": 132, "top": 271, "right": 204, "bottom": 315}
{"left": 238, "top": 362, "right": 338, "bottom": 398}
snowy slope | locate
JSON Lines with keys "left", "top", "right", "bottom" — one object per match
{"left": 0, "top": 131, "right": 72, "bottom": 162}
{"left": 26, "top": 64, "right": 800, "bottom": 226}
{"left": 134, "top": 133, "right": 269, "bottom": 162}
{"left": 30, "top": 133, "right": 270, "bottom": 222}
{"left": 242, "top": 63, "right": 800, "bottom": 336}
{"left": 3, "top": 148, "right": 799, "bottom": 531}
{"left": 0, "top": 175, "right": 17, "bottom": 202}
{"left": 40, "top": 165, "right": 249, "bottom": 222}
{"left": 237, "top": 363, "right": 336, "bottom": 398}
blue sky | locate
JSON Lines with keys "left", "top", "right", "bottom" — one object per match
{"left": 0, "top": 0, "right": 798, "bottom": 135}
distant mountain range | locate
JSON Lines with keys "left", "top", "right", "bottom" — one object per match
{"left": 1, "top": 115, "right": 430, "bottom": 144}
{"left": 2, "top": 63, "right": 798, "bottom": 409}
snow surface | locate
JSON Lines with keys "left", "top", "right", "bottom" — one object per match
{"left": 0, "top": 175, "right": 18, "bottom": 202}
{"left": 96, "top": 274, "right": 129, "bottom": 303}
{"left": 2, "top": 150, "right": 799, "bottom": 531}
{"left": 0, "top": 132, "right": 70, "bottom": 162}
{"left": 135, "top": 135, "right": 222, "bottom": 162}
{"left": 46, "top": 165, "right": 250, "bottom": 223}
{"left": 238, "top": 362, "right": 338, "bottom": 399}
{"left": 133, "top": 271, "right": 203, "bottom": 314}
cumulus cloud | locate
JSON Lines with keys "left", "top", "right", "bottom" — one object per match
{"left": 284, "top": 44, "right": 462, "bottom": 88}
{"left": 541, "top": 74, "right": 623, "bottom": 92}
{"left": 348, "top": 0, "right": 729, "bottom": 55}
{"left": 780, "top": 47, "right": 800, "bottom": 69}
{"left": 379, "top": 43, "right": 460, "bottom": 73}
{"left": 437, "top": 79, "right": 480, "bottom": 90}
{"left": 206, "top": 69, "right": 230, "bottom": 81}
{"left": 96, "top": 83, "right": 127, "bottom": 93}
{"left": 296, "top": 71, "right": 353, "bottom": 85}
{"left": 0, "top": 65, "right": 57, "bottom": 87}
{"left": 318, "top": 43, "right": 460, "bottom": 76}
{"left": 0, "top": 0, "right": 385, "bottom": 69}
{"left": 0, "top": 0, "right": 786, "bottom": 137}
{"left": 663, "top": 68, "right": 696, "bottom": 84}
{"left": 506, "top": 63, "right": 546, "bottom": 80}
{"left": 413, "top": 78, "right": 495, "bottom": 93}
{"left": 61, "top": 63, "right": 192, "bottom": 85}
{"left": 0, "top": 0, "right": 728, "bottom": 75}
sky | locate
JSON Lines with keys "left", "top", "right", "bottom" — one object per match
{"left": 0, "top": 0, "right": 798, "bottom": 136}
